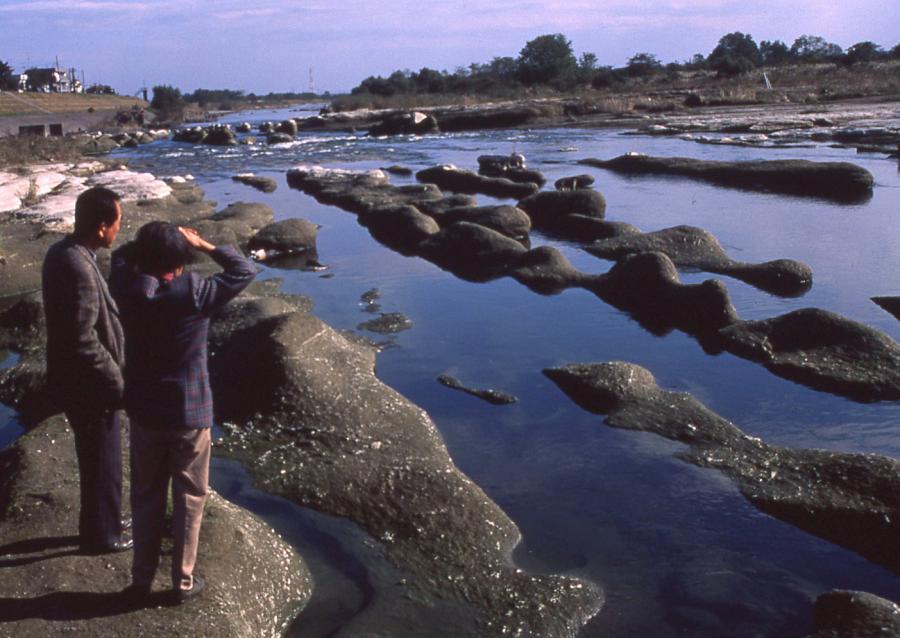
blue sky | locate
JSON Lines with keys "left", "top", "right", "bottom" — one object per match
{"left": 2, "top": 0, "right": 897, "bottom": 95}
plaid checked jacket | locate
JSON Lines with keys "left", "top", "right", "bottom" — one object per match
{"left": 109, "top": 244, "right": 256, "bottom": 429}
{"left": 42, "top": 235, "right": 125, "bottom": 413}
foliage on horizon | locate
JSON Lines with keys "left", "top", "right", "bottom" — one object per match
{"left": 346, "top": 32, "right": 900, "bottom": 96}
{"left": 0, "top": 60, "right": 18, "bottom": 90}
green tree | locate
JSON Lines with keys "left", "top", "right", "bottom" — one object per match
{"left": 488, "top": 56, "right": 518, "bottom": 82}
{"left": 577, "top": 52, "right": 598, "bottom": 83}
{"left": 759, "top": 40, "right": 790, "bottom": 66}
{"left": 0, "top": 60, "right": 17, "bottom": 90}
{"left": 708, "top": 32, "right": 761, "bottom": 67}
{"left": 517, "top": 33, "right": 578, "bottom": 87}
{"left": 844, "top": 41, "right": 883, "bottom": 64}
{"left": 150, "top": 85, "right": 184, "bottom": 117}
{"left": 790, "top": 35, "right": 843, "bottom": 62}
{"left": 625, "top": 52, "right": 662, "bottom": 77}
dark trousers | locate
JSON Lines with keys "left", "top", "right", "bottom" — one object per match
{"left": 130, "top": 423, "right": 210, "bottom": 591}
{"left": 65, "top": 409, "right": 123, "bottom": 548}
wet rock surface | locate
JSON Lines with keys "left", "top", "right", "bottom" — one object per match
{"left": 586, "top": 224, "right": 813, "bottom": 297}
{"left": 806, "top": 590, "right": 900, "bottom": 637}
{"left": 248, "top": 218, "right": 319, "bottom": 255}
{"left": 0, "top": 416, "right": 311, "bottom": 638}
{"left": 544, "top": 361, "right": 900, "bottom": 573}
{"left": 476, "top": 154, "right": 546, "bottom": 186}
{"left": 582, "top": 154, "right": 874, "bottom": 202}
{"left": 717, "top": 308, "right": 900, "bottom": 402}
{"left": 208, "top": 295, "right": 603, "bottom": 636}
{"left": 517, "top": 188, "right": 606, "bottom": 229}
{"left": 871, "top": 296, "right": 900, "bottom": 321}
{"left": 554, "top": 174, "right": 595, "bottom": 191}
{"left": 369, "top": 111, "right": 438, "bottom": 137}
{"left": 437, "top": 374, "right": 517, "bottom": 405}
{"left": 231, "top": 173, "right": 277, "bottom": 193}
{"left": 357, "top": 312, "right": 413, "bottom": 334}
{"left": 416, "top": 165, "right": 539, "bottom": 199}
{"left": 437, "top": 204, "right": 531, "bottom": 240}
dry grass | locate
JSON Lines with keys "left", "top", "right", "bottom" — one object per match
{"left": 0, "top": 92, "right": 147, "bottom": 117}
{"left": 0, "top": 134, "right": 87, "bottom": 168}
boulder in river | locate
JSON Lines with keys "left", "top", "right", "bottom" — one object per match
{"left": 438, "top": 204, "right": 532, "bottom": 240}
{"left": 231, "top": 173, "right": 278, "bottom": 193}
{"left": 586, "top": 224, "right": 813, "bottom": 297}
{"left": 517, "top": 189, "right": 606, "bottom": 228}
{"left": 267, "top": 132, "right": 295, "bottom": 145}
{"left": 201, "top": 125, "right": 237, "bottom": 146}
{"left": 717, "top": 308, "right": 900, "bottom": 402}
{"left": 357, "top": 204, "right": 440, "bottom": 253}
{"left": 417, "top": 165, "right": 538, "bottom": 199}
{"left": 477, "top": 154, "right": 546, "bottom": 186}
{"left": 580, "top": 154, "right": 874, "bottom": 202}
{"left": 588, "top": 251, "right": 738, "bottom": 336}
{"left": 418, "top": 220, "right": 529, "bottom": 282}
{"left": 248, "top": 218, "right": 319, "bottom": 258}
{"left": 554, "top": 174, "right": 595, "bottom": 191}
{"left": 369, "top": 111, "right": 438, "bottom": 137}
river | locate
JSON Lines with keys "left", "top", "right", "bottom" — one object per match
{"left": 24, "top": 104, "right": 900, "bottom": 636}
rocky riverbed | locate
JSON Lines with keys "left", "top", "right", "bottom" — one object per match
{"left": 1, "top": 95, "right": 898, "bottom": 635}
{"left": 0, "top": 163, "right": 602, "bottom": 636}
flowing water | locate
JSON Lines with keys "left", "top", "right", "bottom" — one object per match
{"left": 13, "top": 104, "right": 900, "bottom": 636}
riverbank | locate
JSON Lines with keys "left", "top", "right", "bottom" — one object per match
{"left": 1, "top": 104, "right": 899, "bottom": 635}
{"left": 0, "top": 164, "right": 603, "bottom": 636}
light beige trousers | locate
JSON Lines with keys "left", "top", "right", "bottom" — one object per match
{"left": 130, "top": 422, "right": 210, "bottom": 591}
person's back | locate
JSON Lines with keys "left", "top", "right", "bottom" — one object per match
{"left": 110, "top": 221, "right": 255, "bottom": 602}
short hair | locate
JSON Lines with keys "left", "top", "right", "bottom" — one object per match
{"left": 73, "top": 186, "right": 121, "bottom": 237}
{"left": 134, "top": 221, "right": 194, "bottom": 274}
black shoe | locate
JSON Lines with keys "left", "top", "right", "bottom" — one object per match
{"left": 81, "top": 537, "right": 133, "bottom": 555}
{"left": 120, "top": 517, "right": 132, "bottom": 531}
{"left": 175, "top": 575, "right": 205, "bottom": 604}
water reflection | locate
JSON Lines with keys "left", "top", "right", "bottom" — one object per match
{"left": 0, "top": 351, "right": 24, "bottom": 449}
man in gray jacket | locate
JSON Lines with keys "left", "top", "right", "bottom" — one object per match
{"left": 42, "top": 186, "right": 131, "bottom": 554}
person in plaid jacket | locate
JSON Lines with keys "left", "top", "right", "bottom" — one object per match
{"left": 110, "top": 221, "right": 255, "bottom": 603}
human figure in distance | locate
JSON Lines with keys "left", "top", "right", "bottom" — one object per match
{"left": 110, "top": 221, "right": 255, "bottom": 603}
{"left": 42, "top": 185, "right": 131, "bottom": 554}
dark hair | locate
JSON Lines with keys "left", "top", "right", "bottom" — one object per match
{"left": 134, "top": 221, "right": 194, "bottom": 274}
{"left": 73, "top": 186, "right": 121, "bottom": 237}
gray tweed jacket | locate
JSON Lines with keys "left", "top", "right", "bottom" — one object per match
{"left": 42, "top": 235, "right": 125, "bottom": 413}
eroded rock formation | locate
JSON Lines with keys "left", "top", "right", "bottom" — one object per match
{"left": 581, "top": 154, "right": 874, "bottom": 202}
{"left": 544, "top": 361, "right": 900, "bottom": 573}
{"left": 586, "top": 224, "right": 813, "bottom": 297}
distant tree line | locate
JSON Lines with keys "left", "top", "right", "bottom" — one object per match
{"left": 181, "top": 88, "right": 323, "bottom": 108}
{"left": 347, "top": 33, "right": 900, "bottom": 96}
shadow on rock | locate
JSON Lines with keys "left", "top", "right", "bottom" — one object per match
{"left": 0, "top": 590, "right": 170, "bottom": 621}
{"left": 544, "top": 361, "right": 900, "bottom": 574}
